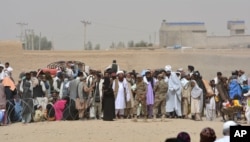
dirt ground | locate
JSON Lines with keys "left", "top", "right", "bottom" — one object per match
{"left": 0, "top": 41, "right": 250, "bottom": 142}
{"left": 1, "top": 119, "right": 226, "bottom": 142}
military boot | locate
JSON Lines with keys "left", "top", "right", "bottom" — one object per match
{"left": 143, "top": 116, "right": 147, "bottom": 122}
{"left": 191, "top": 114, "right": 195, "bottom": 120}
{"left": 152, "top": 115, "right": 157, "bottom": 122}
{"left": 132, "top": 115, "right": 138, "bottom": 122}
{"left": 161, "top": 115, "right": 166, "bottom": 122}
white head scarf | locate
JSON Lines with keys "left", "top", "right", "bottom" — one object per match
{"left": 181, "top": 78, "right": 189, "bottom": 87}
{"left": 191, "top": 80, "right": 203, "bottom": 98}
{"left": 0, "top": 64, "right": 4, "bottom": 68}
{"left": 165, "top": 65, "right": 172, "bottom": 72}
{"left": 116, "top": 70, "right": 124, "bottom": 75}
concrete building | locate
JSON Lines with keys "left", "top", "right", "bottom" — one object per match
{"left": 228, "top": 20, "right": 245, "bottom": 36}
{"left": 159, "top": 20, "right": 250, "bottom": 48}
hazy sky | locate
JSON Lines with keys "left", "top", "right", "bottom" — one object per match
{"left": 1, "top": 0, "right": 249, "bottom": 50}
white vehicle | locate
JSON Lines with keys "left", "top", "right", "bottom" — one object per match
{"left": 166, "top": 44, "right": 192, "bottom": 49}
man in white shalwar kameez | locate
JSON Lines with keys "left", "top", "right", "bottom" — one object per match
{"left": 112, "top": 71, "right": 131, "bottom": 119}
{"left": 165, "top": 65, "right": 182, "bottom": 118}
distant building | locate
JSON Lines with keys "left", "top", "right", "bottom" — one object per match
{"left": 227, "top": 20, "right": 245, "bottom": 36}
{"left": 159, "top": 20, "right": 250, "bottom": 48}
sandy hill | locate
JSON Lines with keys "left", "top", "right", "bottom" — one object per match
{"left": 0, "top": 40, "right": 23, "bottom": 55}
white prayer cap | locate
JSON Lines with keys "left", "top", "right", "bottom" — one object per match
{"left": 177, "top": 68, "right": 183, "bottom": 72}
{"left": 244, "top": 90, "right": 250, "bottom": 97}
{"left": 137, "top": 74, "right": 143, "bottom": 78}
{"left": 116, "top": 70, "right": 124, "bottom": 74}
{"left": 0, "top": 64, "right": 4, "bottom": 68}
{"left": 145, "top": 70, "right": 151, "bottom": 74}
{"left": 165, "top": 65, "right": 172, "bottom": 72}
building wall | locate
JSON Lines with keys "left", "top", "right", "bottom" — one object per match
{"left": 192, "top": 32, "right": 207, "bottom": 47}
{"left": 206, "top": 35, "right": 250, "bottom": 48}
{"left": 160, "top": 30, "right": 207, "bottom": 47}
{"left": 159, "top": 22, "right": 207, "bottom": 47}
{"left": 160, "top": 24, "right": 250, "bottom": 48}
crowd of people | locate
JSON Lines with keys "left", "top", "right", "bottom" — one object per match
{"left": 0, "top": 60, "right": 250, "bottom": 126}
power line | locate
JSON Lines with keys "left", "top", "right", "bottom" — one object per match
{"left": 16, "top": 22, "right": 28, "bottom": 43}
{"left": 92, "top": 21, "right": 157, "bottom": 45}
{"left": 93, "top": 21, "right": 154, "bottom": 33}
{"left": 25, "top": 29, "right": 34, "bottom": 50}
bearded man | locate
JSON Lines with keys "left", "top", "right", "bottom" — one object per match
{"left": 125, "top": 73, "right": 134, "bottom": 118}
{"left": 112, "top": 71, "right": 130, "bottom": 119}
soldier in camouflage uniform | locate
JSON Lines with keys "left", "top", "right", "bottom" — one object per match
{"left": 132, "top": 74, "right": 148, "bottom": 122}
{"left": 153, "top": 73, "right": 168, "bottom": 121}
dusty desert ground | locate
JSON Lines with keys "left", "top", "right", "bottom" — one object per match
{"left": 0, "top": 40, "right": 250, "bottom": 142}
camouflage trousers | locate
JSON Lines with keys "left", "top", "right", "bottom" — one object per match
{"left": 133, "top": 99, "right": 147, "bottom": 117}
{"left": 153, "top": 94, "right": 166, "bottom": 116}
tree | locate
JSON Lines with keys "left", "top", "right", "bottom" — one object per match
{"left": 24, "top": 33, "right": 53, "bottom": 50}
{"left": 110, "top": 42, "right": 115, "bottom": 49}
{"left": 95, "top": 44, "right": 101, "bottom": 50}
{"left": 117, "top": 41, "right": 125, "bottom": 48}
{"left": 135, "top": 40, "right": 148, "bottom": 47}
{"left": 40, "top": 37, "right": 52, "bottom": 50}
{"left": 148, "top": 43, "right": 153, "bottom": 47}
{"left": 86, "top": 41, "right": 92, "bottom": 50}
{"left": 128, "top": 40, "right": 134, "bottom": 48}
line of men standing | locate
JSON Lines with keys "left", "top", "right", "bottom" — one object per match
{"left": 3, "top": 60, "right": 248, "bottom": 125}
{"left": 1, "top": 60, "right": 206, "bottom": 124}
{"left": 112, "top": 64, "right": 233, "bottom": 122}
{"left": 110, "top": 64, "right": 204, "bottom": 122}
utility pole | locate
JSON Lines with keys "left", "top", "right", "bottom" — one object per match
{"left": 24, "top": 29, "right": 28, "bottom": 50}
{"left": 25, "top": 29, "right": 29, "bottom": 50}
{"left": 39, "top": 32, "right": 41, "bottom": 50}
{"left": 149, "top": 34, "right": 151, "bottom": 44}
{"left": 28, "top": 29, "right": 31, "bottom": 50}
{"left": 25, "top": 29, "right": 33, "bottom": 50}
{"left": 154, "top": 32, "right": 156, "bottom": 46}
{"left": 16, "top": 22, "right": 28, "bottom": 48}
{"left": 81, "top": 20, "right": 91, "bottom": 50}
{"left": 31, "top": 29, "right": 34, "bottom": 50}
